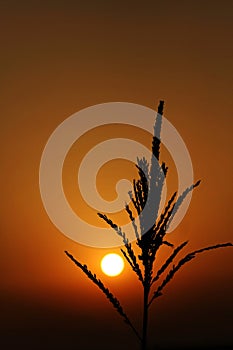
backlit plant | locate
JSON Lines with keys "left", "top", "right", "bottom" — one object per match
{"left": 65, "top": 101, "right": 232, "bottom": 350}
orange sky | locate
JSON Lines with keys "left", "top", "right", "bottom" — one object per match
{"left": 1, "top": 1, "right": 233, "bottom": 349}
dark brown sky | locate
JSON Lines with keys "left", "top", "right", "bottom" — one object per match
{"left": 1, "top": 1, "right": 233, "bottom": 349}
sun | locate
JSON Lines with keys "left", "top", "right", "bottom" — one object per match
{"left": 101, "top": 253, "right": 124, "bottom": 277}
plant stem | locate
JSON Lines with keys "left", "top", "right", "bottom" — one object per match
{"left": 141, "top": 285, "right": 149, "bottom": 350}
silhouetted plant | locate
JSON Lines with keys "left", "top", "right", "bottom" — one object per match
{"left": 65, "top": 101, "right": 233, "bottom": 350}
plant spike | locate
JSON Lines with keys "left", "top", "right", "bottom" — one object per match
{"left": 65, "top": 100, "right": 233, "bottom": 350}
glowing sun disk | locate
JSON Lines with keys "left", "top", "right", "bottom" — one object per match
{"left": 101, "top": 253, "right": 124, "bottom": 277}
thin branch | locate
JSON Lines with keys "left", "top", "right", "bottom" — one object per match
{"left": 121, "top": 248, "right": 143, "bottom": 283}
{"left": 65, "top": 251, "right": 141, "bottom": 341}
{"left": 128, "top": 190, "right": 140, "bottom": 215}
{"left": 166, "top": 180, "right": 201, "bottom": 230}
{"left": 152, "top": 191, "right": 177, "bottom": 240}
{"left": 151, "top": 241, "right": 189, "bottom": 285}
{"left": 163, "top": 241, "right": 174, "bottom": 247}
{"left": 97, "top": 213, "right": 128, "bottom": 245}
{"left": 148, "top": 242, "right": 233, "bottom": 307}
{"left": 125, "top": 204, "right": 140, "bottom": 240}
{"left": 98, "top": 212, "right": 143, "bottom": 284}
{"left": 133, "top": 179, "right": 142, "bottom": 212}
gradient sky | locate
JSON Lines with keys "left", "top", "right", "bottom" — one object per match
{"left": 1, "top": 1, "right": 233, "bottom": 349}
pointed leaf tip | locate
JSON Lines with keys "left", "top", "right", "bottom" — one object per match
{"left": 194, "top": 179, "right": 201, "bottom": 188}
